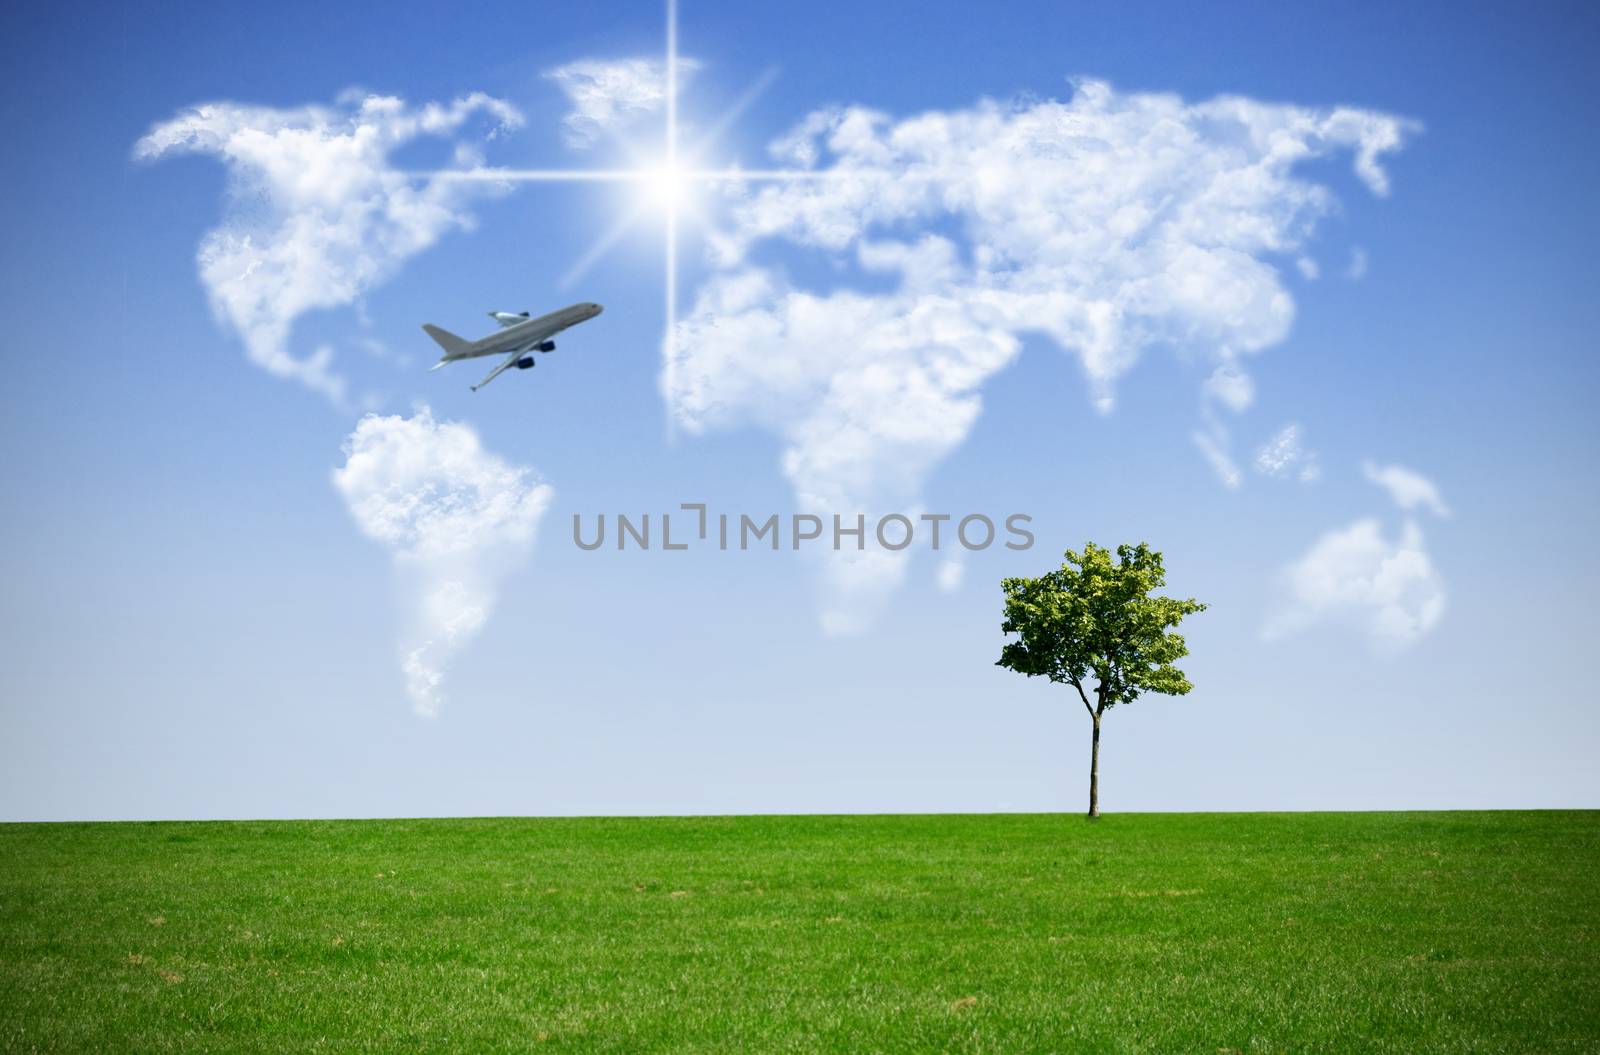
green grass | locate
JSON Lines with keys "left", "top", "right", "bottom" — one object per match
{"left": 1, "top": 812, "right": 1597, "bottom": 1053}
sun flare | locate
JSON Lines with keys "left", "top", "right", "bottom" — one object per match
{"left": 640, "top": 159, "right": 693, "bottom": 213}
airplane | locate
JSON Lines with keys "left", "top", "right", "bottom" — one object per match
{"left": 422, "top": 301, "right": 603, "bottom": 391}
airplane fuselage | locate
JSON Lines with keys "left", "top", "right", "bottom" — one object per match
{"left": 442, "top": 302, "right": 603, "bottom": 361}
{"left": 423, "top": 301, "right": 603, "bottom": 390}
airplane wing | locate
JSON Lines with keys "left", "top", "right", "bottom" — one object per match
{"left": 470, "top": 348, "right": 529, "bottom": 392}
{"left": 489, "top": 311, "right": 531, "bottom": 328}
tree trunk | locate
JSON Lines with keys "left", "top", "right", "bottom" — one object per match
{"left": 1087, "top": 714, "right": 1102, "bottom": 819}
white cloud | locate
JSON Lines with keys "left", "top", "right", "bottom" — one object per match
{"left": 544, "top": 57, "right": 699, "bottom": 148}
{"left": 1265, "top": 518, "right": 1445, "bottom": 650}
{"left": 1193, "top": 424, "right": 1243, "bottom": 490}
{"left": 1192, "top": 364, "right": 1261, "bottom": 489}
{"left": 1255, "top": 423, "right": 1320, "bottom": 482}
{"left": 332, "top": 407, "right": 552, "bottom": 716}
{"left": 1193, "top": 366, "right": 1256, "bottom": 487}
{"left": 936, "top": 558, "right": 965, "bottom": 593}
{"left": 1364, "top": 461, "right": 1450, "bottom": 517}
{"left": 669, "top": 80, "right": 1413, "bottom": 628}
{"left": 1203, "top": 365, "right": 1256, "bottom": 414}
{"left": 1296, "top": 256, "right": 1320, "bottom": 280}
{"left": 135, "top": 91, "right": 523, "bottom": 406}
{"left": 1347, "top": 246, "right": 1369, "bottom": 280}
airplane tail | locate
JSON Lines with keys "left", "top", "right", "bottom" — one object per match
{"left": 422, "top": 324, "right": 471, "bottom": 359}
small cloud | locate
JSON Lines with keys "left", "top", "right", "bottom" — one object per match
{"left": 544, "top": 57, "right": 700, "bottom": 149}
{"left": 1265, "top": 518, "right": 1445, "bottom": 650}
{"left": 1296, "top": 256, "right": 1320, "bottom": 281}
{"left": 1364, "top": 461, "right": 1450, "bottom": 518}
{"left": 1195, "top": 366, "right": 1254, "bottom": 489}
{"left": 936, "top": 559, "right": 965, "bottom": 593}
{"left": 1203, "top": 365, "right": 1255, "bottom": 413}
{"left": 332, "top": 407, "right": 553, "bottom": 716}
{"left": 1193, "top": 424, "right": 1242, "bottom": 490}
{"left": 1254, "top": 423, "right": 1320, "bottom": 482}
{"left": 1346, "top": 247, "right": 1369, "bottom": 280}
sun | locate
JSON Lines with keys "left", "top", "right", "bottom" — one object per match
{"left": 422, "top": 0, "right": 879, "bottom": 348}
{"left": 639, "top": 158, "right": 693, "bottom": 213}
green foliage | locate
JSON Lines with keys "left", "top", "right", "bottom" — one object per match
{"left": 2, "top": 813, "right": 1598, "bottom": 1052}
{"left": 999, "top": 542, "right": 1206, "bottom": 716}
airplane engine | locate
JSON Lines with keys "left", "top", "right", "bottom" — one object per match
{"left": 516, "top": 357, "right": 536, "bottom": 369}
{"left": 536, "top": 340, "right": 556, "bottom": 353}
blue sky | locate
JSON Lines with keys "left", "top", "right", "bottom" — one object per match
{"left": 2, "top": 0, "right": 1596, "bottom": 820}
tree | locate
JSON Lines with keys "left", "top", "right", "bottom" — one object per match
{"left": 998, "top": 543, "right": 1206, "bottom": 818}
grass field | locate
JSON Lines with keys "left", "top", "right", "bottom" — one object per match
{"left": 1, "top": 812, "right": 1596, "bottom": 1053}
